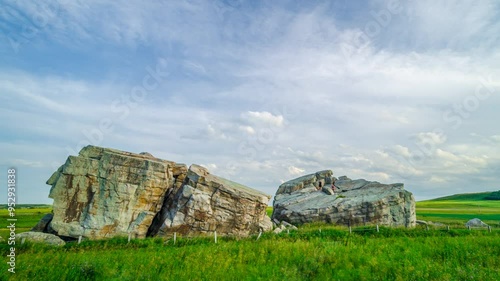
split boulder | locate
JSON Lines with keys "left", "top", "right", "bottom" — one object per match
{"left": 45, "top": 145, "right": 271, "bottom": 240}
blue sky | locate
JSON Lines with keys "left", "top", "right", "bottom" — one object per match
{"left": 1, "top": 0, "right": 499, "bottom": 204}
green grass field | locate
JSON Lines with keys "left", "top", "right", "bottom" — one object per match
{"left": 1, "top": 225, "right": 499, "bottom": 280}
{"left": 0, "top": 205, "right": 52, "bottom": 239}
{"left": 416, "top": 192, "right": 500, "bottom": 226}
{"left": 0, "top": 195, "right": 499, "bottom": 280}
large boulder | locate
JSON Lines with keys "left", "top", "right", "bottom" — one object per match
{"left": 46, "top": 145, "right": 271, "bottom": 240}
{"left": 46, "top": 145, "right": 185, "bottom": 239}
{"left": 272, "top": 171, "right": 416, "bottom": 227}
{"left": 150, "top": 165, "right": 272, "bottom": 237}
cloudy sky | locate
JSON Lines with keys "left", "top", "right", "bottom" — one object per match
{"left": 1, "top": 0, "right": 499, "bottom": 204}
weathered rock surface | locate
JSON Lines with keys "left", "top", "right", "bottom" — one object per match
{"left": 150, "top": 164, "right": 272, "bottom": 237}
{"left": 272, "top": 220, "right": 298, "bottom": 234}
{"left": 272, "top": 171, "right": 416, "bottom": 227}
{"left": 17, "top": 232, "right": 66, "bottom": 246}
{"left": 466, "top": 218, "right": 488, "bottom": 228}
{"left": 31, "top": 214, "right": 53, "bottom": 232}
{"left": 46, "top": 145, "right": 271, "bottom": 240}
{"left": 47, "top": 146, "right": 184, "bottom": 239}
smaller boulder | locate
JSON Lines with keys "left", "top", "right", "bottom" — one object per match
{"left": 139, "top": 152, "right": 155, "bottom": 158}
{"left": 259, "top": 216, "right": 273, "bottom": 232}
{"left": 17, "top": 232, "right": 65, "bottom": 246}
{"left": 31, "top": 214, "right": 53, "bottom": 232}
{"left": 273, "top": 224, "right": 286, "bottom": 234}
{"left": 272, "top": 221, "right": 298, "bottom": 234}
{"left": 466, "top": 218, "right": 488, "bottom": 228}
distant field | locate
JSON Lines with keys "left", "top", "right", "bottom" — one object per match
{"left": 0, "top": 205, "right": 52, "bottom": 239}
{"left": 416, "top": 193, "right": 500, "bottom": 226}
{"left": 266, "top": 206, "right": 273, "bottom": 217}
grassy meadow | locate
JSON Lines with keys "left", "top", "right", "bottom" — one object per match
{"left": 416, "top": 192, "right": 500, "bottom": 226}
{"left": 0, "top": 205, "right": 52, "bottom": 239}
{"left": 0, "top": 195, "right": 499, "bottom": 280}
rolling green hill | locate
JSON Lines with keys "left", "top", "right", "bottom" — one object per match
{"left": 428, "top": 191, "right": 500, "bottom": 201}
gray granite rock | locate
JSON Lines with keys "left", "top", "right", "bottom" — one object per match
{"left": 272, "top": 170, "right": 416, "bottom": 227}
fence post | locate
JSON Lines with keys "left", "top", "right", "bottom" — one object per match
{"left": 376, "top": 225, "right": 379, "bottom": 233}
{"left": 174, "top": 232, "right": 177, "bottom": 245}
{"left": 214, "top": 231, "right": 218, "bottom": 244}
{"left": 257, "top": 231, "right": 262, "bottom": 241}
{"left": 488, "top": 226, "right": 492, "bottom": 233}
{"left": 349, "top": 226, "right": 352, "bottom": 234}
{"left": 468, "top": 225, "right": 471, "bottom": 231}
{"left": 287, "top": 229, "right": 290, "bottom": 235}
{"left": 447, "top": 226, "right": 450, "bottom": 231}
{"left": 319, "top": 228, "right": 321, "bottom": 234}
{"left": 426, "top": 225, "right": 429, "bottom": 231}
{"left": 128, "top": 232, "right": 132, "bottom": 244}
{"left": 21, "top": 238, "right": 26, "bottom": 245}
{"left": 78, "top": 235, "right": 82, "bottom": 244}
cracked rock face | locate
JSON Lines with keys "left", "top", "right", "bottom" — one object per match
{"left": 46, "top": 146, "right": 271, "bottom": 239}
{"left": 150, "top": 165, "right": 272, "bottom": 237}
{"left": 272, "top": 171, "right": 416, "bottom": 227}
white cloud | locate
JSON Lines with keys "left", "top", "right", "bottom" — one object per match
{"left": 239, "top": 125, "right": 256, "bottom": 135}
{"left": 201, "top": 163, "right": 218, "bottom": 172}
{"left": 436, "top": 149, "right": 461, "bottom": 162}
{"left": 288, "top": 166, "right": 305, "bottom": 176}
{"left": 430, "top": 176, "right": 448, "bottom": 183}
{"left": 242, "top": 111, "right": 284, "bottom": 127}
{"left": 415, "top": 131, "right": 447, "bottom": 146}
{"left": 392, "top": 145, "right": 411, "bottom": 158}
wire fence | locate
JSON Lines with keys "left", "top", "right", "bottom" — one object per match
{"left": 24, "top": 223, "right": 495, "bottom": 246}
